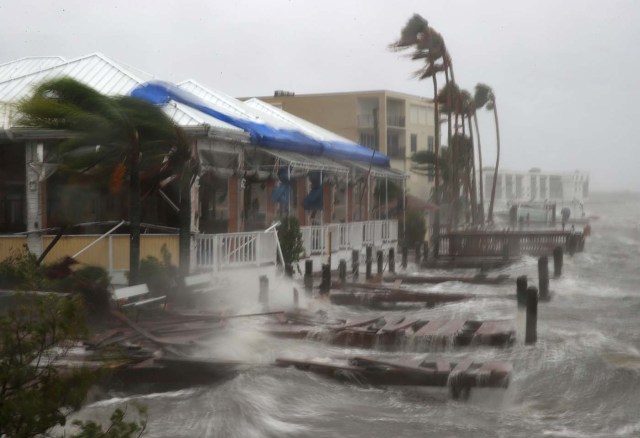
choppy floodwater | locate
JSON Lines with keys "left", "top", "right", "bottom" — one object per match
{"left": 74, "top": 192, "right": 640, "bottom": 438}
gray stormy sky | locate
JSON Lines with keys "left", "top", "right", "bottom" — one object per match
{"left": 1, "top": 0, "right": 639, "bottom": 191}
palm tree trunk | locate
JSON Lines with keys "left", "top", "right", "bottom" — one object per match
{"left": 473, "top": 112, "right": 485, "bottom": 225}
{"left": 129, "top": 136, "right": 141, "bottom": 286}
{"left": 432, "top": 74, "right": 440, "bottom": 204}
{"left": 487, "top": 102, "right": 501, "bottom": 223}
{"left": 444, "top": 67, "right": 453, "bottom": 228}
{"left": 467, "top": 116, "right": 478, "bottom": 225}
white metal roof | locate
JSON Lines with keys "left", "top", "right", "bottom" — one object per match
{"left": 177, "top": 79, "right": 303, "bottom": 130}
{"left": 0, "top": 53, "right": 242, "bottom": 134}
{"left": 0, "top": 53, "right": 143, "bottom": 101}
{"left": 0, "top": 56, "right": 66, "bottom": 83}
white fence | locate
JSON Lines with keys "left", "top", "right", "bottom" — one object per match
{"left": 301, "top": 220, "right": 398, "bottom": 256}
{"left": 195, "top": 230, "right": 278, "bottom": 272}
{"left": 195, "top": 220, "right": 398, "bottom": 271}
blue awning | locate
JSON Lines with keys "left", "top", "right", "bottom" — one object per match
{"left": 130, "top": 80, "right": 390, "bottom": 167}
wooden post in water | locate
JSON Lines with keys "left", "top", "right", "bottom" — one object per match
{"left": 366, "top": 246, "right": 372, "bottom": 279}
{"left": 304, "top": 259, "right": 313, "bottom": 295}
{"left": 538, "top": 256, "right": 549, "bottom": 301}
{"left": 351, "top": 249, "right": 359, "bottom": 277}
{"left": 553, "top": 246, "right": 563, "bottom": 278}
{"left": 259, "top": 275, "right": 269, "bottom": 310}
{"left": 422, "top": 242, "right": 429, "bottom": 263}
{"left": 401, "top": 245, "right": 408, "bottom": 269}
{"left": 516, "top": 275, "right": 528, "bottom": 308}
{"left": 388, "top": 248, "right": 395, "bottom": 273}
{"left": 327, "top": 231, "right": 332, "bottom": 267}
{"left": 320, "top": 263, "right": 331, "bottom": 295}
{"left": 567, "top": 234, "right": 577, "bottom": 256}
{"left": 293, "top": 287, "right": 299, "bottom": 308}
{"left": 338, "top": 259, "right": 347, "bottom": 283}
{"left": 377, "top": 250, "right": 383, "bottom": 275}
{"left": 526, "top": 286, "right": 538, "bottom": 344}
{"left": 415, "top": 243, "right": 421, "bottom": 266}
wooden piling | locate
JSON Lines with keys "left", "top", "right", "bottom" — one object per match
{"left": 304, "top": 260, "right": 313, "bottom": 294}
{"left": 516, "top": 275, "right": 528, "bottom": 308}
{"left": 259, "top": 275, "right": 269, "bottom": 310}
{"left": 293, "top": 287, "right": 299, "bottom": 308}
{"left": 553, "top": 246, "right": 563, "bottom": 278}
{"left": 366, "top": 246, "right": 372, "bottom": 279}
{"left": 538, "top": 256, "right": 549, "bottom": 301}
{"left": 388, "top": 248, "right": 395, "bottom": 273}
{"left": 402, "top": 245, "right": 408, "bottom": 269}
{"left": 320, "top": 263, "right": 331, "bottom": 295}
{"left": 339, "top": 259, "right": 347, "bottom": 283}
{"left": 422, "top": 242, "right": 429, "bottom": 263}
{"left": 567, "top": 234, "right": 577, "bottom": 256}
{"left": 525, "top": 286, "right": 538, "bottom": 345}
{"left": 351, "top": 249, "right": 359, "bottom": 277}
{"left": 377, "top": 250, "right": 383, "bottom": 275}
{"left": 415, "top": 243, "right": 421, "bottom": 265}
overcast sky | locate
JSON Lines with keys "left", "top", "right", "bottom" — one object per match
{"left": 1, "top": 0, "right": 638, "bottom": 191}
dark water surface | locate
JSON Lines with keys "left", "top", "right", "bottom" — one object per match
{"left": 76, "top": 192, "right": 640, "bottom": 437}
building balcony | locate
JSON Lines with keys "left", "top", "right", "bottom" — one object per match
{"left": 387, "top": 145, "right": 406, "bottom": 159}
{"left": 357, "top": 113, "right": 375, "bottom": 128}
{"left": 386, "top": 114, "right": 405, "bottom": 128}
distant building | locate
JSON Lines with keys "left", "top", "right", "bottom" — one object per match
{"left": 251, "top": 90, "right": 436, "bottom": 204}
{"left": 483, "top": 167, "right": 590, "bottom": 220}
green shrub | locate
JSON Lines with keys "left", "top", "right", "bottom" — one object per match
{"left": 278, "top": 217, "right": 304, "bottom": 266}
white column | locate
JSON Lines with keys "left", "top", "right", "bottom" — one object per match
{"left": 25, "top": 141, "right": 44, "bottom": 256}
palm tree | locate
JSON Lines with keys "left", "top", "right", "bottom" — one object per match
{"left": 390, "top": 14, "right": 447, "bottom": 204}
{"left": 18, "top": 77, "right": 196, "bottom": 284}
{"left": 474, "top": 83, "right": 500, "bottom": 223}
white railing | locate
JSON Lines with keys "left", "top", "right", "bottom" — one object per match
{"left": 194, "top": 219, "right": 398, "bottom": 271}
{"left": 301, "top": 224, "right": 340, "bottom": 256}
{"left": 300, "top": 220, "right": 398, "bottom": 256}
{"left": 195, "top": 230, "right": 277, "bottom": 272}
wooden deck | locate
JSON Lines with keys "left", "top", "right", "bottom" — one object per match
{"left": 263, "top": 313, "right": 515, "bottom": 350}
{"left": 276, "top": 355, "right": 512, "bottom": 399}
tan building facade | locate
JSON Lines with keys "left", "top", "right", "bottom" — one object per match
{"left": 255, "top": 90, "right": 436, "bottom": 203}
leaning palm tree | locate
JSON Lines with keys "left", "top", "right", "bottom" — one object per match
{"left": 474, "top": 83, "right": 500, "bottom": 223}
{"left": 390, "top": 14, "right": 447, "bottom": 204}
{"left": 18, "top": 77, "right": 195, "bottom": 284}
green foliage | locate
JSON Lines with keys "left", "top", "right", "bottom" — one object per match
{"left": 54, "top": 265, "right": 112, "bottom": 317}
{"left": 0, "top": 248, "right": 48, "bottom": 290}
{"left": 278, "top": 217, "right": 304, "bottom": 266}
{"left": 17, "top": 77, "right": 198, "bottom": 283}
{"left": 400, "top": 211, "right": 427, "bottom": 246}
{"left": 0, "top": 294, "right": 94, "bottom": 438}
{"left": 70, "top": 405, "right": 147, "bottom": 438}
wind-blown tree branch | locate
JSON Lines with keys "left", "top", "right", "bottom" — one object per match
{"left": 474, "top": 83, "right": 500, "bottom": 223}
{"left": 18, "top": 78, "right": 196, "bottom": 283}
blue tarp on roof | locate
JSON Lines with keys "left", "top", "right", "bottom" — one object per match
{"left": 130, "top": 80, "right": 390, "bottom": 167}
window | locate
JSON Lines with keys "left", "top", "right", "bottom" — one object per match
{"left": 409, "top": 105, "right": 428, "bottom": 125}
{"left": 427, "top": 136, "right": 434, "bottom": 152}
{"left": 410, "top": 134, "right": 417, "bottom": 153}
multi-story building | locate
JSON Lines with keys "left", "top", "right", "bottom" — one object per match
{"left": 253, "top": 90, "right": 436, "bottom": 204}
{"left": 482, "top": 167, "right": 590, "bottom": 222}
